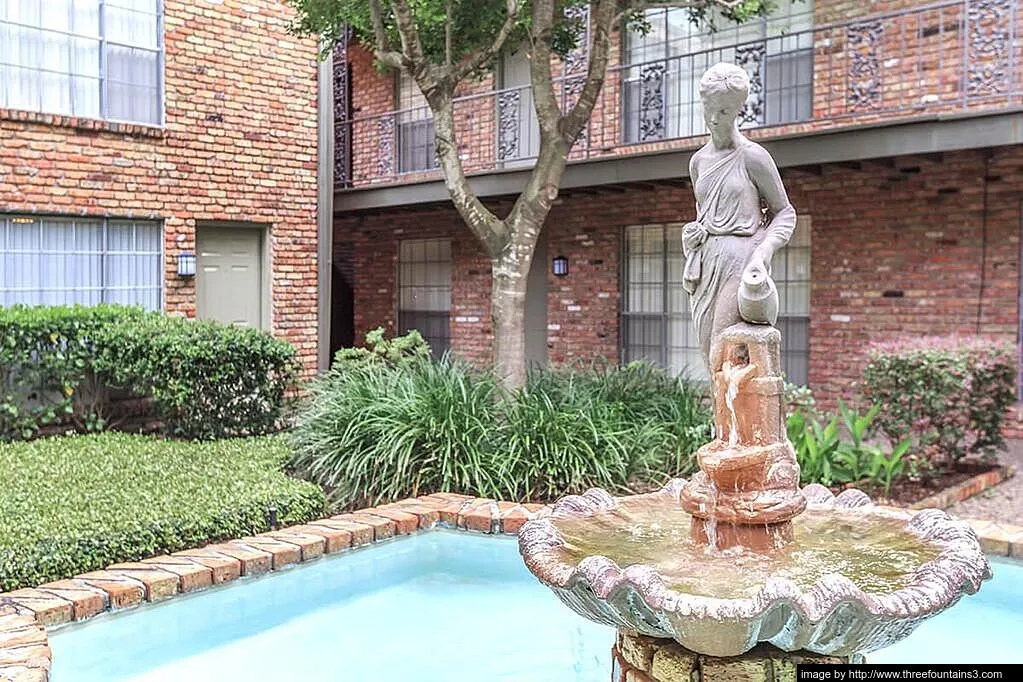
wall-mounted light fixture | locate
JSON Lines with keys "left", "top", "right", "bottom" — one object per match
{"left": 552, "top": 254, "right": 569, "bottom": 277}
{"left": 177, "top": 251, "right": 197, "bottom": 277}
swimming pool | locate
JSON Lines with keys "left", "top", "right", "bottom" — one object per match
{"left": 49, "top": 531, "right": 1023, "bottom": 681}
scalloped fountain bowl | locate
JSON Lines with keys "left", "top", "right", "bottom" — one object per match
{"left": 518, "top": 481, "right": 992, "bottom": 658}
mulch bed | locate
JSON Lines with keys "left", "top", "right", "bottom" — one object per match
{"left": 830, "top": 460, "right": 1001, "bottom": 507}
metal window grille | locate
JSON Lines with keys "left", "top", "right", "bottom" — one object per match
{"left": 0, "top": 0, "right": 164, "bottom": 126}
{"left": 397, "top": 238, "right": 451, "bottom": 358}
{"left": 623, "top": 0, "right": 814, "bottom": 142}
{"left": 397, "top": 72, "right": 438, "bottom": 173}
{"left": 621, "top": 217, "right": 811, "bottom": 385}
{"left": 0, "top": 215, "right": 163, "bottom": 310}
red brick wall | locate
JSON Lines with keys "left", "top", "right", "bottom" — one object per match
{"left": 339, "top": 0, "right": 1016, "bottom": 188}
{"left": 336, "top": 146, "right": 1022, "bottom": 406}
{"left": 0, "top": 0, "right": 320, "bottom": 374}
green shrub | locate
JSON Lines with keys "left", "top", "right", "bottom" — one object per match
{"left": 0, "top": 433, "right": 325, "bottom": 591}
{"left": 95, "top": 316, "right": 299, "bottom": 440}
{"left": 290, "top": 354, "right": 507, "bottom": 508}
{"left": 787, "top": 402, "right": 911, "bottom": 494}
{"left": 0, "top": 305, "right": 150, "bottom": 440}
{"left": 332, "top": 327, "right": 431, "bottom": 366}
{"left": 0, "top": 305, "right": 299, "bottom": 441}
{"left": 290, "top": 337, "right": 712, "bottom": 507}
{"left": 862, "top": 337, "right": 1016, "bottom": 467}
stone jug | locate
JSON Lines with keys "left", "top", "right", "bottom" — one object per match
{"left": 737, "top": 263, "right": 778, "bottom": 325}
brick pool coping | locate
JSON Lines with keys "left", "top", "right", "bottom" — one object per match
{"left": 1, "top": 493, "right": 1021, "bottom": 682}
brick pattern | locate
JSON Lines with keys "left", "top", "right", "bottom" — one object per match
{"left": 908, "top": 464, "right": 1017, "bottom": 510}
{"left": 0, "top": 0, "right": 321, "bottom": 376}
{"left": 0, "top": 492, "right": 1018, "bottom": 681}
{"left": 337, "top": 146, "right": 1023, "bottom": 406}
{"left": 339, "top": 0, "right": 1022, "bottom": 188}
{"left": 612, "top": 633, "right": 855, "bottom": 682}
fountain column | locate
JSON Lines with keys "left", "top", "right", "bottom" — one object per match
{"left": 612, "top": 633, "right": 858, "bottom": 682}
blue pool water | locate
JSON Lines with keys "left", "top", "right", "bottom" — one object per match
{"left": 50, "top": 531, "right": 1023, "bottom": 681}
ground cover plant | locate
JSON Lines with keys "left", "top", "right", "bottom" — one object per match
{"left": 0, "top": 433, "right": 325, "bottom": 592}
{"left": 289, "top": 331, "right": 712, "bottom": 509}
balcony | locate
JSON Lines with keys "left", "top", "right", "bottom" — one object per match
{"left": 335, "top": 0, "right": 1023, "bottom": 191}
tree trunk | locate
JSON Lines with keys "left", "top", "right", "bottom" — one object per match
{"left": 491, "top": 236, "right": 538, "bottom": 390}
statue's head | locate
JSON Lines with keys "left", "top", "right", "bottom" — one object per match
{"left": 699, "top": 63, "right": 749, "bottom": 137}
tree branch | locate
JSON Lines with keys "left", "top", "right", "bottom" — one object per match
{"left": 613, "top": 0, "right": 751, "bottom": 24}
{"left": 561, "top": 0, "right": 617, "bottom": 142}
{"left": 391, "top": 0, "right": 427, "bottom": 65}
{"left": 431, "top": 91, "right": 510, "bottom": 258}
{"left": 452, "top": 0, "right": 523, "bottom": 82}
{"left": 529, "top": 0, "right": 561, "bottom": 141}
{"left": 368, "top": 0, "right": 404, "bottom": 68}
{"left": 445, "top": 0, "right": 452, "bottom": 67}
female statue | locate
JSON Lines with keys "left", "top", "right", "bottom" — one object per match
{"left": 683, "top": 63, "right": 797, "bottom": 372}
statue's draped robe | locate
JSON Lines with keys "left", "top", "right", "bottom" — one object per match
{"left": 682, "top": 141, "right": 795, "bottom": 365}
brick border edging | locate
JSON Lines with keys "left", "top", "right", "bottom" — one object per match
{"left": 0, "top": 494, "right": 1019, "bottom": 682}
{"left": 907, "top": 465, "right": 1016, "bottom": 510}
{"left": 0, "top": 493, "right": 546, "bottom": 682}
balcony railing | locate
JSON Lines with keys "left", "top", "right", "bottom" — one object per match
{"left": 338, "top": 0, "right": 1022, "bottom": 189}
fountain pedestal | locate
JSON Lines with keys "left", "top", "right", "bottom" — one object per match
{"left": 680, "top": 323, "right": 805, "bottom": 550}
{"left": 612, "top": 632, "right": 857, "bottom": 682}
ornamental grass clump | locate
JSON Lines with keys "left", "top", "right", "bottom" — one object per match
{"left": 289, "top": 331, "right": 713, "bottom": 508}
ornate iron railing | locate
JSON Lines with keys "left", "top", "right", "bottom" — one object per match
{"left": 335, "top": 0, "right": 1021, "bottom": 188}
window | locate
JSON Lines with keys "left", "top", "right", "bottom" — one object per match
{"left": 623, "top": 0, "right": 813, "bottom": 142}
{"left": 1, "top": 215, "right": 163, "bottom": 310}
{"left": 0, "top": 0, "right": 163, "bottom": 126}
{"left": 397, "top": 72, "right": 437, "bottom": 173}
{"left": 621, "top": 216, "right": 811, "bottom": 384}
{"left": 497, "top": 50, "right": 540, "bottom": 165}
{"left": 398, "top": 239, "right": 451, "bottom": 358}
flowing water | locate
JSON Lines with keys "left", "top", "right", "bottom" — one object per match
{"left": 554, "top": 496, "right": 942, "bottom": 599}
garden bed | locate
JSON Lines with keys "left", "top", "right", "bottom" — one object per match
{"left": 0, "top": 433, "right": 326, "bottom": 592}
{"left": 831, "top": 461, "right": 1013, "bottom": 508}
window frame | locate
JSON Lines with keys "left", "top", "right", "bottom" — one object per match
{"left": 396, "top": 237, "right": 452, "bottom": 358}
{"left": 0, "top": 0, "right": 166, "bottom": 127}
{"left": 0, "top": 213, "right": 165, "bottom": 310}
{"left": 619, "top": 218, "right": 811, "bottom": 386}
{"left": 395, "top": 71, "right": 437, "bottom": 174}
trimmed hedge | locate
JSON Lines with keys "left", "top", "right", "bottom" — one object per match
{"left": 0, "top": 433, "right": 326, "bottom": 592}
{"left": 862, "top": 337, "right": 1016, "bottom": 467}
{"left": 0, "top": 304, "right": 299, "bottom": 441}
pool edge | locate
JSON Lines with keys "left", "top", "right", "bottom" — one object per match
{"left": 0, "top": 495, "right": 1019, "bottom": 682}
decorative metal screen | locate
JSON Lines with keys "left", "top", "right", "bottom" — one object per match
{"left": 0, "top": 0, "right": 164, "bottom": 126}
{"left": 622, "top": 216, "right": 811, "bottom": 385}
{"left": 623, "top": 0, "right": 814, "bottom": 142}
{"left": 1, "top": 215, "right": 163, "bottom": 309}
{"left": 398, "top": 239, "right": 451, "bottom": 358}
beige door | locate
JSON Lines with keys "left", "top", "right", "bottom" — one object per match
{"left": 196, "top": 226, "right": 264, "bottom": 328}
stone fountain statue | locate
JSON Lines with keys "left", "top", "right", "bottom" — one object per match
{"left": 518, "top": 63, "right": 991, "bottom": 680}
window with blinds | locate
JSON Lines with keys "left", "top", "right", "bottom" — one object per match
{"left": 621, "top": 216, "right": 811, "bottom": 385}
{"left": 397, "top": 239, "right": 451, "bottom": 358}
{"left": 397, "top": 72, "right": 437, "bottom": 173}
{"left": 0, "top": 215, "right": 163, "bottom": 310}
{"left": 0, "top": 0, "right": 163, "bottom": 126}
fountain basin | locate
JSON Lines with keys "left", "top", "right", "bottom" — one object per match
{"left": 518, "top": 481, "right": 991, "bottom": 657}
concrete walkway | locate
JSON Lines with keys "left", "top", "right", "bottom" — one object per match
{"left": 948, "top": 440, "right": 1023, "bottom": 526}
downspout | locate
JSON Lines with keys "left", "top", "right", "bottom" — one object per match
{"left": 316, "top": 51, "right": 335, "bottom": 373}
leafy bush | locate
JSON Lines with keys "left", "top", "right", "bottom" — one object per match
{"left": 289, "top": 336, "right": 712, "bottom": 508}
{"left": 332, "top": 327, "right": 431, "bottom": 366}
{"left": 788, "top": 401, "right": 911, "bottom": 494}
{"left": 862, "top": 337, "right": 1016, "bottom": 467}
{"left": 0, "top": 305, "right": 299, "bottom": 441}
{"left": 0, "top": 433, "right": 326, "bottom": 591}
{"left": 95, "top": 316, "right": 299, "bottom": 440}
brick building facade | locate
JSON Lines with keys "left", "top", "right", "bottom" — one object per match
{"left": 332, "top": 0, "right": 1023, "bottom": 409}
{"left": 0, "top": 0, "right": 322, "bottom": 374}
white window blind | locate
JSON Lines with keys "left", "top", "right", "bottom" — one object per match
{"left": 397, "top": 238, "right": 451, "bottom": 358}
{"left": 0, "top": 215, "right": 163, "bottom": 310}
{"left": 0, "top": 0, "right": 163, "bottom": 125}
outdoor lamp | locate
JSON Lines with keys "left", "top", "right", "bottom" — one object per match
{"left": 552, "top": 255, "right": 569, "bottom": 277}
{"left": 177, "top": 251, "right": 197, "bottom": 277}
